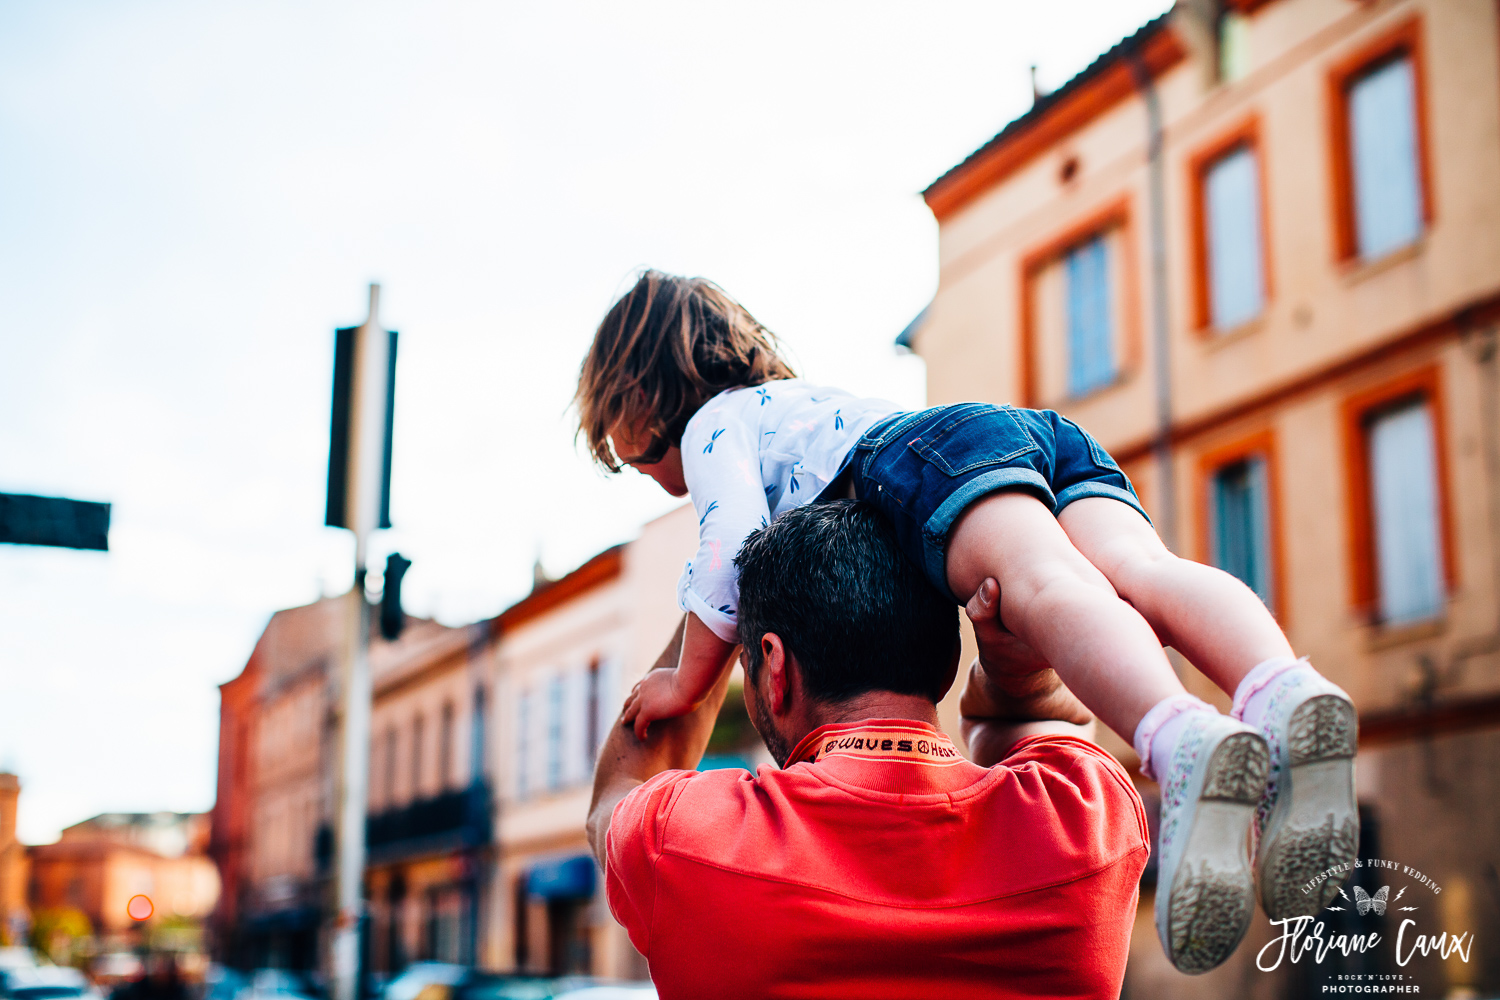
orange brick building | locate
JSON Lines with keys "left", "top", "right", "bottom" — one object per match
{"left": 909, "top": 1, "right": 1500, "bottom": 995}
{"left": 27, "top": 813, "right": 219, "bottom": 946}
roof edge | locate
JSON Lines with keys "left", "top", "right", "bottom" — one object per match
{"left": 923, "top": 11, "right": 1185, "bottom": 222}
{"left": 492, "top": 544, "right": 625, "bottom": 635}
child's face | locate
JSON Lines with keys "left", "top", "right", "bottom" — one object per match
{"left": 611, "top": 421, "right": 688, "bottom": 497}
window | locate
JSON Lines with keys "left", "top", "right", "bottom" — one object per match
{"left": 546, "top": 677, "right": 564, "bottom": 791}
{"left": 1020, "top": 199, "right": 1137, "bottom": 407}
{"left": 470, "top": 686, "right": 487, "bottom": 785}
{"left": 439, "top": 702, "right": 454, "bottom": 791}
{"left": 1329, "top": 20, "right": 1430, "bottom": 262}
{"left": 1349, "top": 58, "right": 1423, "bottom": 258}
{"left": 517, "top": 691, "right": 531, "bottom": 799}
{"left": 1367, "top": 401, "right": 1444, "bottom": 623}
{"left": 411, "top": 714, "right": 424, "bottom": 801}
{"left": 1205, "top": 146, "right": 1265, "bottom": 329}
{"left": 383, "top": 726, "right": 397, "bottom": 809}
{"left": 1211, "top": 456, "right": 1273, "bottom": 606}
{"left": 1344, "top": 368, "right": 1452, "bottom": 625}
{"left": 1218, "top": 11, "right": 1250, "bottom": 83}
{"left": 586, "top": 659, "right": 601, "bottom": 765}
{"left": 1065, "top": 235, "right": 1115, "bottom": 396}
{"left": 1199, "top": 431, "right": 1280, "bottom": 619}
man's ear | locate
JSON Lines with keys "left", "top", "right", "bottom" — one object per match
{"left": 760, "top": 632, "right": 792, "bottom": 717}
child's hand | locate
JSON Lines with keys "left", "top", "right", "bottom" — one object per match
{"left": 621, "top": 668, "right": 697, "bottom": 740}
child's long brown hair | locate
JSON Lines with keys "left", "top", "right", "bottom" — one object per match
{"left": 576, "top": 271, "right": 795, "bottom": 472}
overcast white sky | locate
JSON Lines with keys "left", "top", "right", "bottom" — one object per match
{"left": 0, "top": 0, "right": 1172, "bottom": 844}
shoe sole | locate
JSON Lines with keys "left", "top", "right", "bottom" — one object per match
{"left": 1256, "top": 694, "right": 1360, "bottom": 919}
{"left": 1165, "top": 731, "right": 1269, "bottom": 975}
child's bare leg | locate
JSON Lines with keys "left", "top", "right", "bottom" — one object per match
{"left": 1055, "top": 496, "right": 1293, "bottom": 693}
{"left": 944, "top": 490, "right": 1185, "bottom": 743}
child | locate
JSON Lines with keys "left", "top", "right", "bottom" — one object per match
{"left": 576, "top": 271, "right": 1358, "bottom": 974}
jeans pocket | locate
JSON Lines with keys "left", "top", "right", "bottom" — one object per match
{"left": 1058, "top": 414, "right": 1120, "bottom": 473}
{"left": 910, "top": 404, "right": 1040, "bottom": 477}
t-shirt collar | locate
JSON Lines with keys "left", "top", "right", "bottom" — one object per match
{"left": 785, "top": 718, "right": 965, "bottom": 768}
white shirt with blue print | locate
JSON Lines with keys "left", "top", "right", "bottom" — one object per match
{"left": 676, "top": 378, "right": 901, "bottom": 643}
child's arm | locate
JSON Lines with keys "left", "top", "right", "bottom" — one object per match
{"left": 622, "top": 613, "right": 737, "bottom": 740}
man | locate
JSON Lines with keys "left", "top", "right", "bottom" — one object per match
{"left": 588, "top": 501, "right": 1148, "bottom": 999}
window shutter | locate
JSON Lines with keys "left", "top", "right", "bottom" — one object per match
{"left": 1212, "top": 457, "right": 1272, "bottom": 606}
{"left": 1066, "top": 236, "right": 1115, "bottom": 397}
{"left": 1205, "top": 146, "right": 1265, "bottom": 330}
{"left": 1350, "top": 57, "right": 1424, "bottom": 258}
{"left": 1369, "top": 401, "right": 1444, "bottom": 623}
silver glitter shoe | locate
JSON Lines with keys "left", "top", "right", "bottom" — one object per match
{"left": 1154, "top": 713, "right": 1270, "bottom": 974}
{"left": 1248, "top": 671, "right": 1359, "bottom": 920}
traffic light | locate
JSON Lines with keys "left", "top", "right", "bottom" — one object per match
{"left": 380, "top": 552, "right": 411, "bottom": 640}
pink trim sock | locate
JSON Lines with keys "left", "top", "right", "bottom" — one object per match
{"left": 1133, "top": 694, "right": 1218, "bottom": 782}
{"left": 1230, "top": 656, "right": 1306, "bottom": 729}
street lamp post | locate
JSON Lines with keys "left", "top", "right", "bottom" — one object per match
{"left": 325, "top": 284, "right": 398, "bottom": 1000}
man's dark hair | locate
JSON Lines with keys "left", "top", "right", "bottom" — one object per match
{"left": 734, "top": 500, "right": 959, "bottom": 703}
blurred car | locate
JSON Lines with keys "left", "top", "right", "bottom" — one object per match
{"left": 0, "top": 953, "right": 36, "bottom": 975}
{"left": 419, "top": 974, "right": 653, "bottom": 1000}
{"left": 549, "top": 987, "right": 655, "bottom": 1000}
{"left": 241, "top": 970, "right": 318, "bottom": 1000}
{"left": 198, "top": 966, "right": 245, "bottom": 1000}
{"left": 381, "top": 966, "right": 464, "bottom": 1000}
{"left": 89, "top": 955, "right": 142, "bottom": 994}
{"left": 0, "top": 966, "right": 103, "bottom": 1000}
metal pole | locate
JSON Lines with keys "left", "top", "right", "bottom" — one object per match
{"left": 1129, "top": 50, "right": 1177, "bottom": 553}
{"left": 331, "top": 285, "right": 388, "bottom": 1000}
{"left": 333, "top": 573, "right": 372, "bottom": 1000}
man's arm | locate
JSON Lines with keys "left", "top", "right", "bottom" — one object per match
{"left": 586, "top": 614, "right": 737, "bottom": 868}
{"left": 961, "top": 579, "right": 1096, "bottom": 767}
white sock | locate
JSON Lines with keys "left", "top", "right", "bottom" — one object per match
{"left": 1231, "top": 656, "right": 1308, "bottom": 732}
{"left": 1133, "top": 694, "right": 1218, "bottom": 782}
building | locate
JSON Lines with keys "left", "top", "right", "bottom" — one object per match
{"left": 911, "top": 0, "right": 1500, "bottom": 995}
{"left": 212, "top": 500, "right": 842, "bottom": 982}
{"left": 0, "top": 774, "right": 28, "bottom": 946}
{"left": 27, "top": 813, "right": 219, "bottom": 947}
{"left": 209, "top": 595, "right": 489, "bottom": 974}
{"left": 363, "top": 616, "right": 493, "bottom": 974}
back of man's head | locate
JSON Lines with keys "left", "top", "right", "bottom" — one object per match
{"left": 734, "top": 500, "right": 958, "bottom": 703}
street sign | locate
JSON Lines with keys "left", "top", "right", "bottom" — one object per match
{"left": 0, "top": 492, "right": 110, "bottom": 551}
{"left": 325, "top": 313, "right": 398, "bottom": 539}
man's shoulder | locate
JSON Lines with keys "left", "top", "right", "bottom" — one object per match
{"left": 985, "top": 734, "right": 1149, "bottom": 848}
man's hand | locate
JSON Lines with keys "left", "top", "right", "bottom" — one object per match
{"left": 962, "top": 578, "right": 1094, "bottom": 766}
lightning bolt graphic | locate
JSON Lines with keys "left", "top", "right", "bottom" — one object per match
{"left": 1338, "top": 886, "right": 1352, "bottom": 902}
{"left": 1393, "top": 886, "right": 1406, "bottom": 902}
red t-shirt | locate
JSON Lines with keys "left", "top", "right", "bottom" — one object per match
{"left": 605, "top": 720, "right": 1148, "bottom": 1000}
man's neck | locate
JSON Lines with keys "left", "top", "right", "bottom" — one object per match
{"left": 803, "top": 691, "right": 942, "bottom": 733}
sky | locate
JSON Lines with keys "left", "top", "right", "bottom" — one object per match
{"left": 0, "top": 0, "right": 1172, "bottom": 844}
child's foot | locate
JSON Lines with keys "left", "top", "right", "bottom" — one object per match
{"left": 1153, "top": 713, "right": 1269, "bottom": 974}
{"left": 1234, "top": 660, "right": 1359, "bottom": 920}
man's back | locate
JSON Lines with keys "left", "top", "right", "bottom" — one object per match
{"left": 606, "top": 721, "right": 1149, "bottom": 1000}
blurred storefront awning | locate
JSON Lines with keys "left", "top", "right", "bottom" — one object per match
{"left": 526, "top": 854, "right": 595, "bottom": 900}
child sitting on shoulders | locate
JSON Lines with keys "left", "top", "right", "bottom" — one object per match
{"left": 575, "top": 270, "right": 1358, "bottom": 975}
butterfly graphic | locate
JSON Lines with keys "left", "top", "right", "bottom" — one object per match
{"left": 703, "top": 428, "right": 726, "bottom": 454}
{"left": 756, "top": 387, "right": 771, "bottom": 406}
{"left": 1354, "top": 885, "right": 1390, "bottom": 916}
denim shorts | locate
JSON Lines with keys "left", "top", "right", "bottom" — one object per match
{"left": 847, "top": 403, "right": 1150, "bottom": 603}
